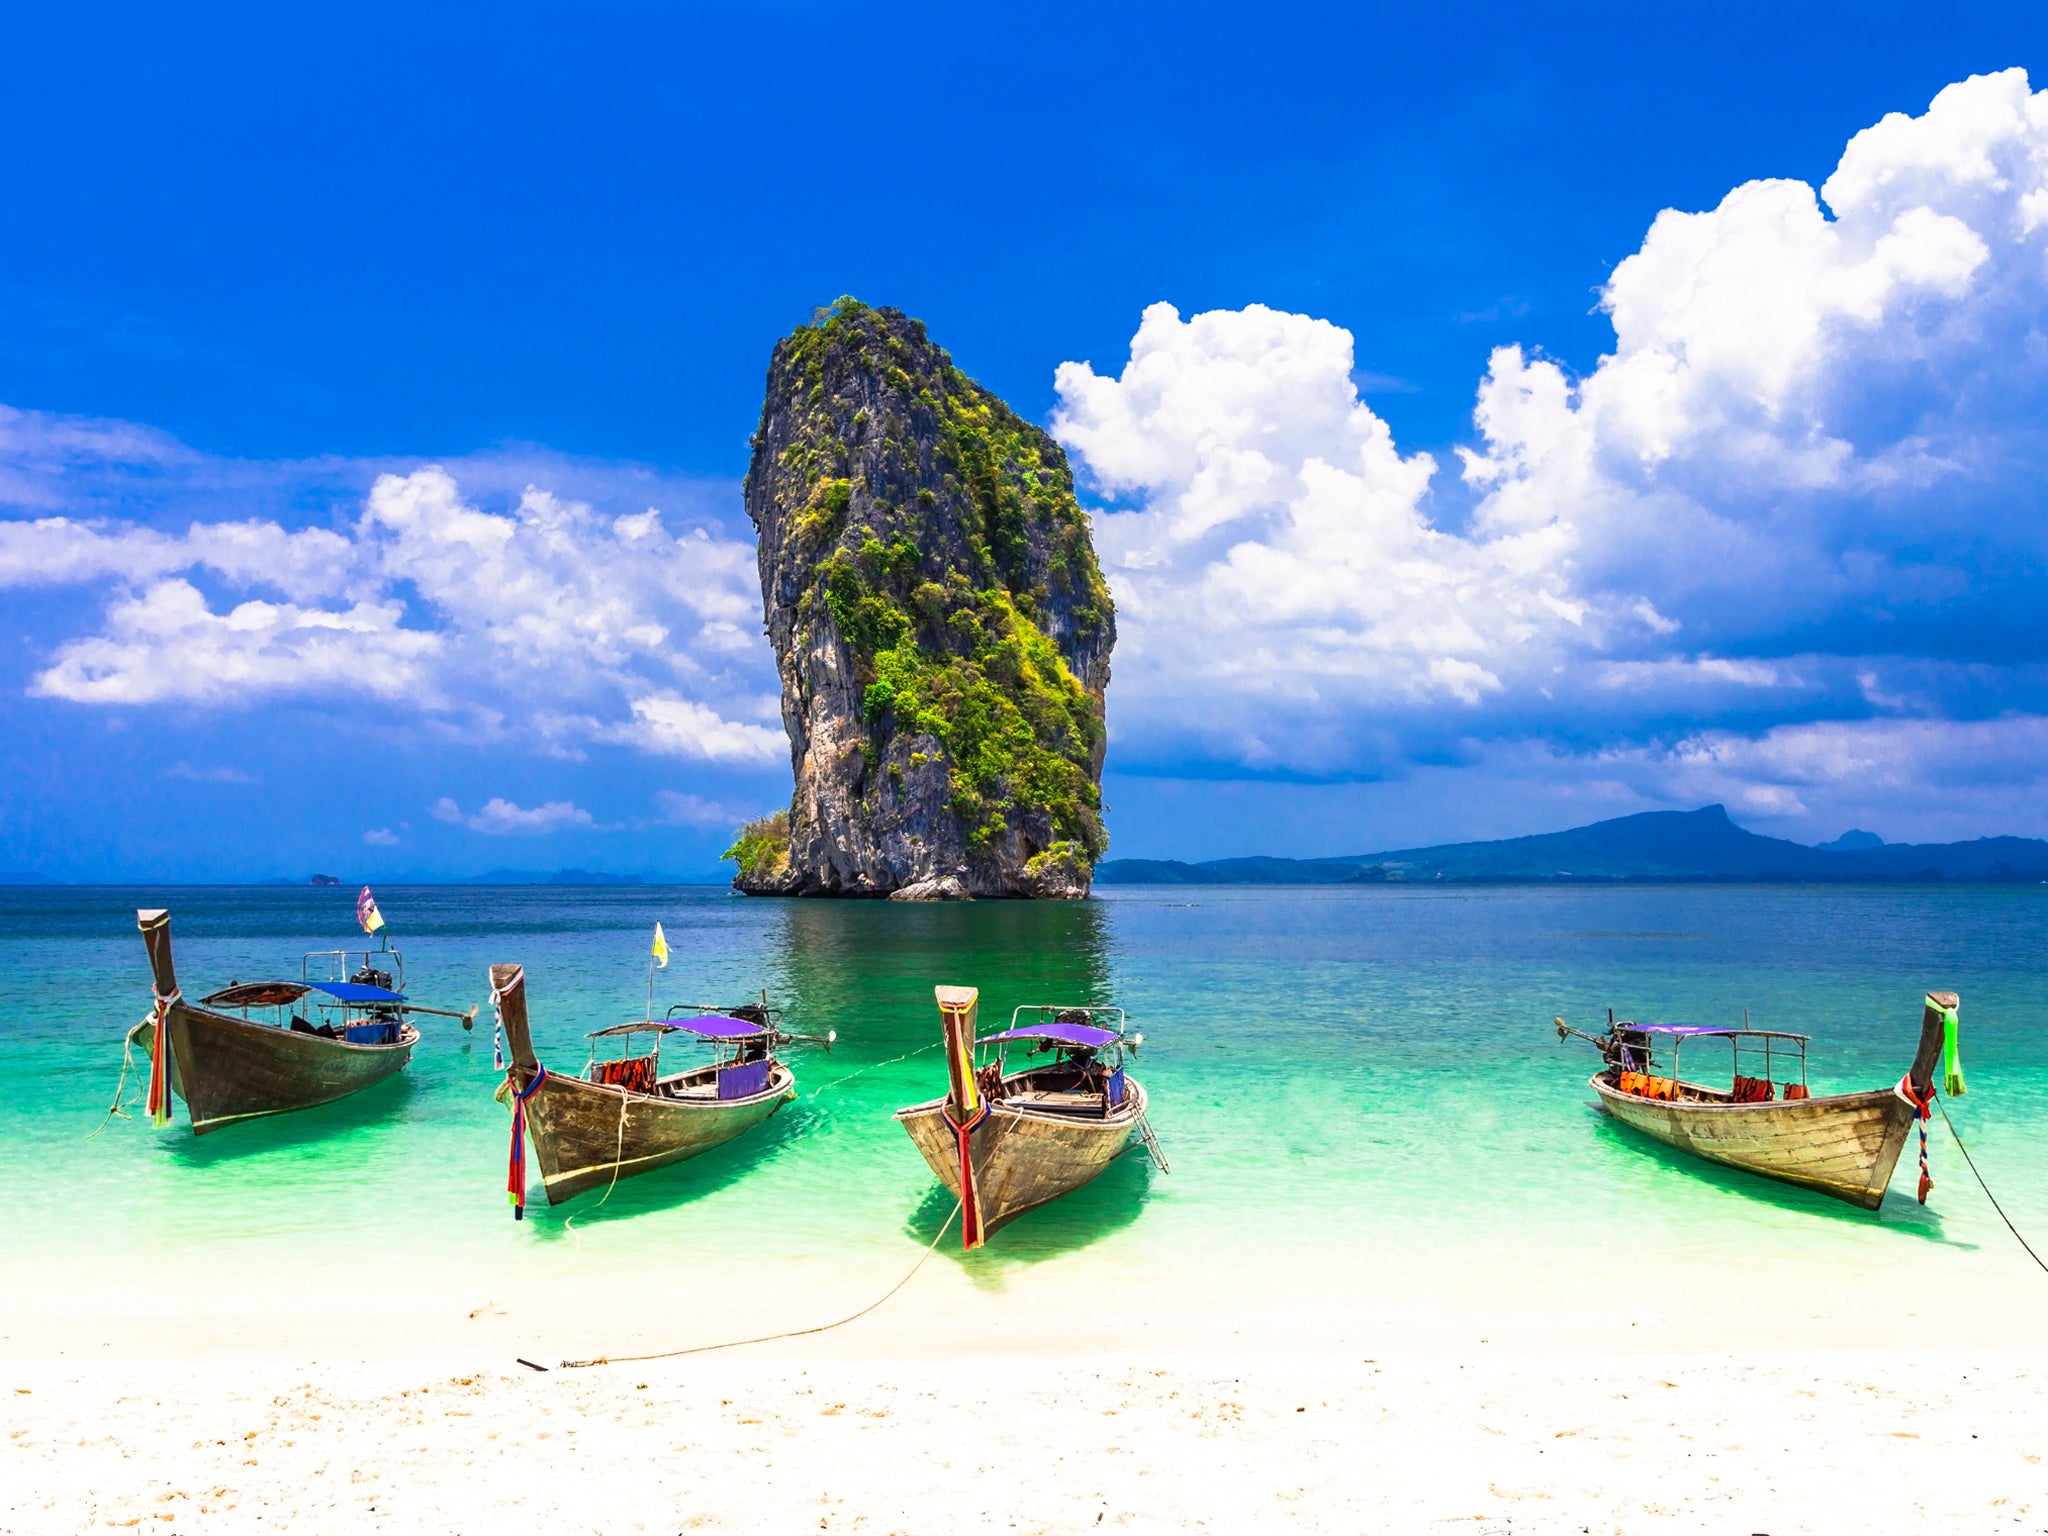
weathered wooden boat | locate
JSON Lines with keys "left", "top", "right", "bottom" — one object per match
{"left": 896, "top": 987, "right": 1167, "bottom": 1249}
{"left": 489, "top": 962, "right": 834, "bottom": 1213}
{"left": 1556, "top": 990, "right": 1959, "bottom": 1211}
{"left": 129, "top": 907, "right": 477, "bottom": 1135}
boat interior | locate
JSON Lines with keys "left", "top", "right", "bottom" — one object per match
{"left": 584, "top": 1005, "right": 782, "bottom": 1104}
{"left": 975, "top": 1006, "right": 1139, "bottom": 1121}
{"left": 197, "top": 960, "right": 412, "bottom": 1046}
{"left": 1605, "top": 1024, "right": 1813, "bottom": 1105}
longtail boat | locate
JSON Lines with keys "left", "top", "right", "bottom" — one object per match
{"left": 129, "top": 907, "right": 477, "bottom": 1135}
{"left": 896, "top": 987, "right": 1167, "bottom": 1249}
{"left": 489, "top": 962, "right": 833, "bottom": 1213}
{"left": 1556, "top": 990, "right": 1960, "bottom": 1211}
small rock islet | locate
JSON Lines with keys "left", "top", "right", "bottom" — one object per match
{"left": 728, "top": 299, "right": 1115, "bottom": 899}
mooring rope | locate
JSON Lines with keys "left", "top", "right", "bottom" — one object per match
{"left": 1936, "top": 1100, "right": 2048, "bottom": 1277}
{"left": 552, "top": 1200, "right": 961, "bottom": 1370}
{"left": 562, "top": 1087, "right": 634, "bottom": 1241}
{"left": 803, "top": 1040, "right": 940, "bottom": 1101}
{"left": 86, "top": 1022, "right": 147, "bottom": 1141}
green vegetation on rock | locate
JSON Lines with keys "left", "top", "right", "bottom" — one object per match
{"left": 737, "top": 297, "right": 1116, "bottom": 895}
{"left": 760, "top": 298, "right": 1112, "bottom": 859}
{"left": 722, "top": 810, "right": 791, "bottom": 883}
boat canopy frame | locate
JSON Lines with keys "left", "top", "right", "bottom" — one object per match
{"left": 1613, "top": 1021, "right": 1811, "bottom": 1094}
{"left": 301, "top": 944, "right": 405, "bottom": 995}
{"left": 583, "top": 1002, "right": 830, "bottom": 1079}
{"left": 977, "top": 1004, "right": 1137, "bottom": 1075}
{"left": 197, "top": 978, "right": 410, "bottom": 1029}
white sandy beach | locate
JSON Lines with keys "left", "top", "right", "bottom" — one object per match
{"left": 6, "top": 1349, "right": 2046, "bottom": 1533}
{"left": 8, "top": 1240, "right": 2048, "bottom": 1534}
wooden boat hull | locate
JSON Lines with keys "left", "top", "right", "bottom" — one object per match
{"left": 518, "top": 1065, "right": 797, "bottom": 1204}
{"left": 896, "top": 1078, "right": 1146, "bottom": 1238}
{"left": 134, "top": 1006, "right": 417, "bottom": 1135}
{"left": 1591, "top": 1074, "right": 1913, "bottom": 1210}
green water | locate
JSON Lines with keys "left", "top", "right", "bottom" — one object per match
{"left": 5, "top": 883, "right": 2047, "bottom": 1310}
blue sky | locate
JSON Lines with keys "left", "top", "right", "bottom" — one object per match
{"left": 5, "top": 3, "right": 2048, "bottom": 878}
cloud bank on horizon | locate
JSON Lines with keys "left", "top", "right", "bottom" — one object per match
{"left": 5, "top": 68, "right": 2048, "bottom": 867}
{"left": 0, "top": 425, "right": 787, "bottom": 872}
{"left": 1054, "top": 68, "right": 2048, "bottom": 838}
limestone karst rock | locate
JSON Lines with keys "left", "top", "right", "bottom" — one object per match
{"left": 728, "top": 299, "right": 1114, "bottom": 898}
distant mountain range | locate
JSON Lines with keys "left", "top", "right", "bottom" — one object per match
{"left": 1095, "top": 805, "right": 2048, "bottom": 886}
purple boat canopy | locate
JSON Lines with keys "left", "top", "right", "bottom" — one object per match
{"left": 978, "top": 1022, "right": 1120, "bottom": 1049}
{"left": 587, "top": 1014, "right": 771, "bottom": 1041}
{"left": 669, "top": 1014, "right": 771, "bottom": 1040}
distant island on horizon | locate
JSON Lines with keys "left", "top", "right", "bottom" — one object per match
{"left": 1095, "top": 805, "right": 2048, "bottom": 886}
{"left": 0, "top": 868, "right": 716, "bottom": 888}
{"left": 9, "top": 807, "right": 2045, "bottom": 889}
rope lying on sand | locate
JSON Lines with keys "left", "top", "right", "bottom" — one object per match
{"left": 552, "top": 1201, "right": 961, "bottom": 1370}
{"left": 1937, "top": 1100, "right": 2048, "bottom": 1277}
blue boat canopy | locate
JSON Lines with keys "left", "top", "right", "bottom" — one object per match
{"left": 309, "top": 980, "right": 407, "bottom": 1004}
{"left": 978, "top": 1022, "right": 1120, "bottom": 1049}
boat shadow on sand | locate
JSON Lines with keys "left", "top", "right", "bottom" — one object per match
{"left": 1589, "top": 1107, "right": 1971, "bottom": 1245}
{"left": 904, "top": 1148, "right": 1157, "bottom": 1287}
{"left": 165, "top": 1072, "right": 418, "bottom": 1166}
{"left": 513, "top": 1102, "right": 812, "bottom": 1240}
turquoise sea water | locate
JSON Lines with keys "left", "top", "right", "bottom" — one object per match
{"left": 5, "top": 883, "right": 2047, "bottom": 1333}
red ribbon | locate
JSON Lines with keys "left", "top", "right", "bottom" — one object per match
{"left": 145, "top": 990, "right": 179, "bottom": 1128}
{"left": 1895, "top": 1074, "right": 1935, "bottom": 1204}
{"left": 943, "top": 1101, "right": 991, "bottom": 1250}
{"left": 508, "top": 1064, "right": 549, "bottom": 1219}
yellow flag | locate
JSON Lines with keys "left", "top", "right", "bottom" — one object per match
{"left": 651, "top": 922, "right": 669, "bottom": 969}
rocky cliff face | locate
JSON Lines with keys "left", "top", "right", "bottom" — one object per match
{"left": 731, "top": 299, "right": 1114, "bottom": 899}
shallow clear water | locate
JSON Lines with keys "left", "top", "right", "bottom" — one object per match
{"left": 6, "top": 883, "right": 2047, "bottom": 1311}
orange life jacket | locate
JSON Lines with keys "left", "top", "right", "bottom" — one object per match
{"left": 595, "top": 1055, "right": 656, "bottom": 1094}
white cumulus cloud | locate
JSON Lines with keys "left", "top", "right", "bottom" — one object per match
{"left": 10, "top": 452, "right": 778, "bottom": 773}
{"left": 1053, "top": 302, "right": 1584, "bottom": 772}
{"left": 431, "top": 795, "right": 598, "bottom": 835}
{"left": 1055, "top": 68, "right": 2048, "bottom": 833}
{"left": 614, "top": 693, "right": 785, "bottom": 766}
{"left": 33, "top": 580, "right": 437, "bottom": 704}
{"left": 653, "top": 790, "right": 750, "bottom": 828}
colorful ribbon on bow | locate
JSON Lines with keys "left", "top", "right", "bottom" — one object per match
{"left": 1930, "top": 995, "right": 1966, "bottom": 1098}
{"left": 1895, "top": 1072, "right": 1935, "bottom": 1204}
{"left": 508, "top": 1063, "right": 549, "bottom": 1219}
{"left": 144, "top": 988, "right": 180, "bottom": 1129}
{"left": 942, "top": 1100, "right": 991, "bottom": 1250}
